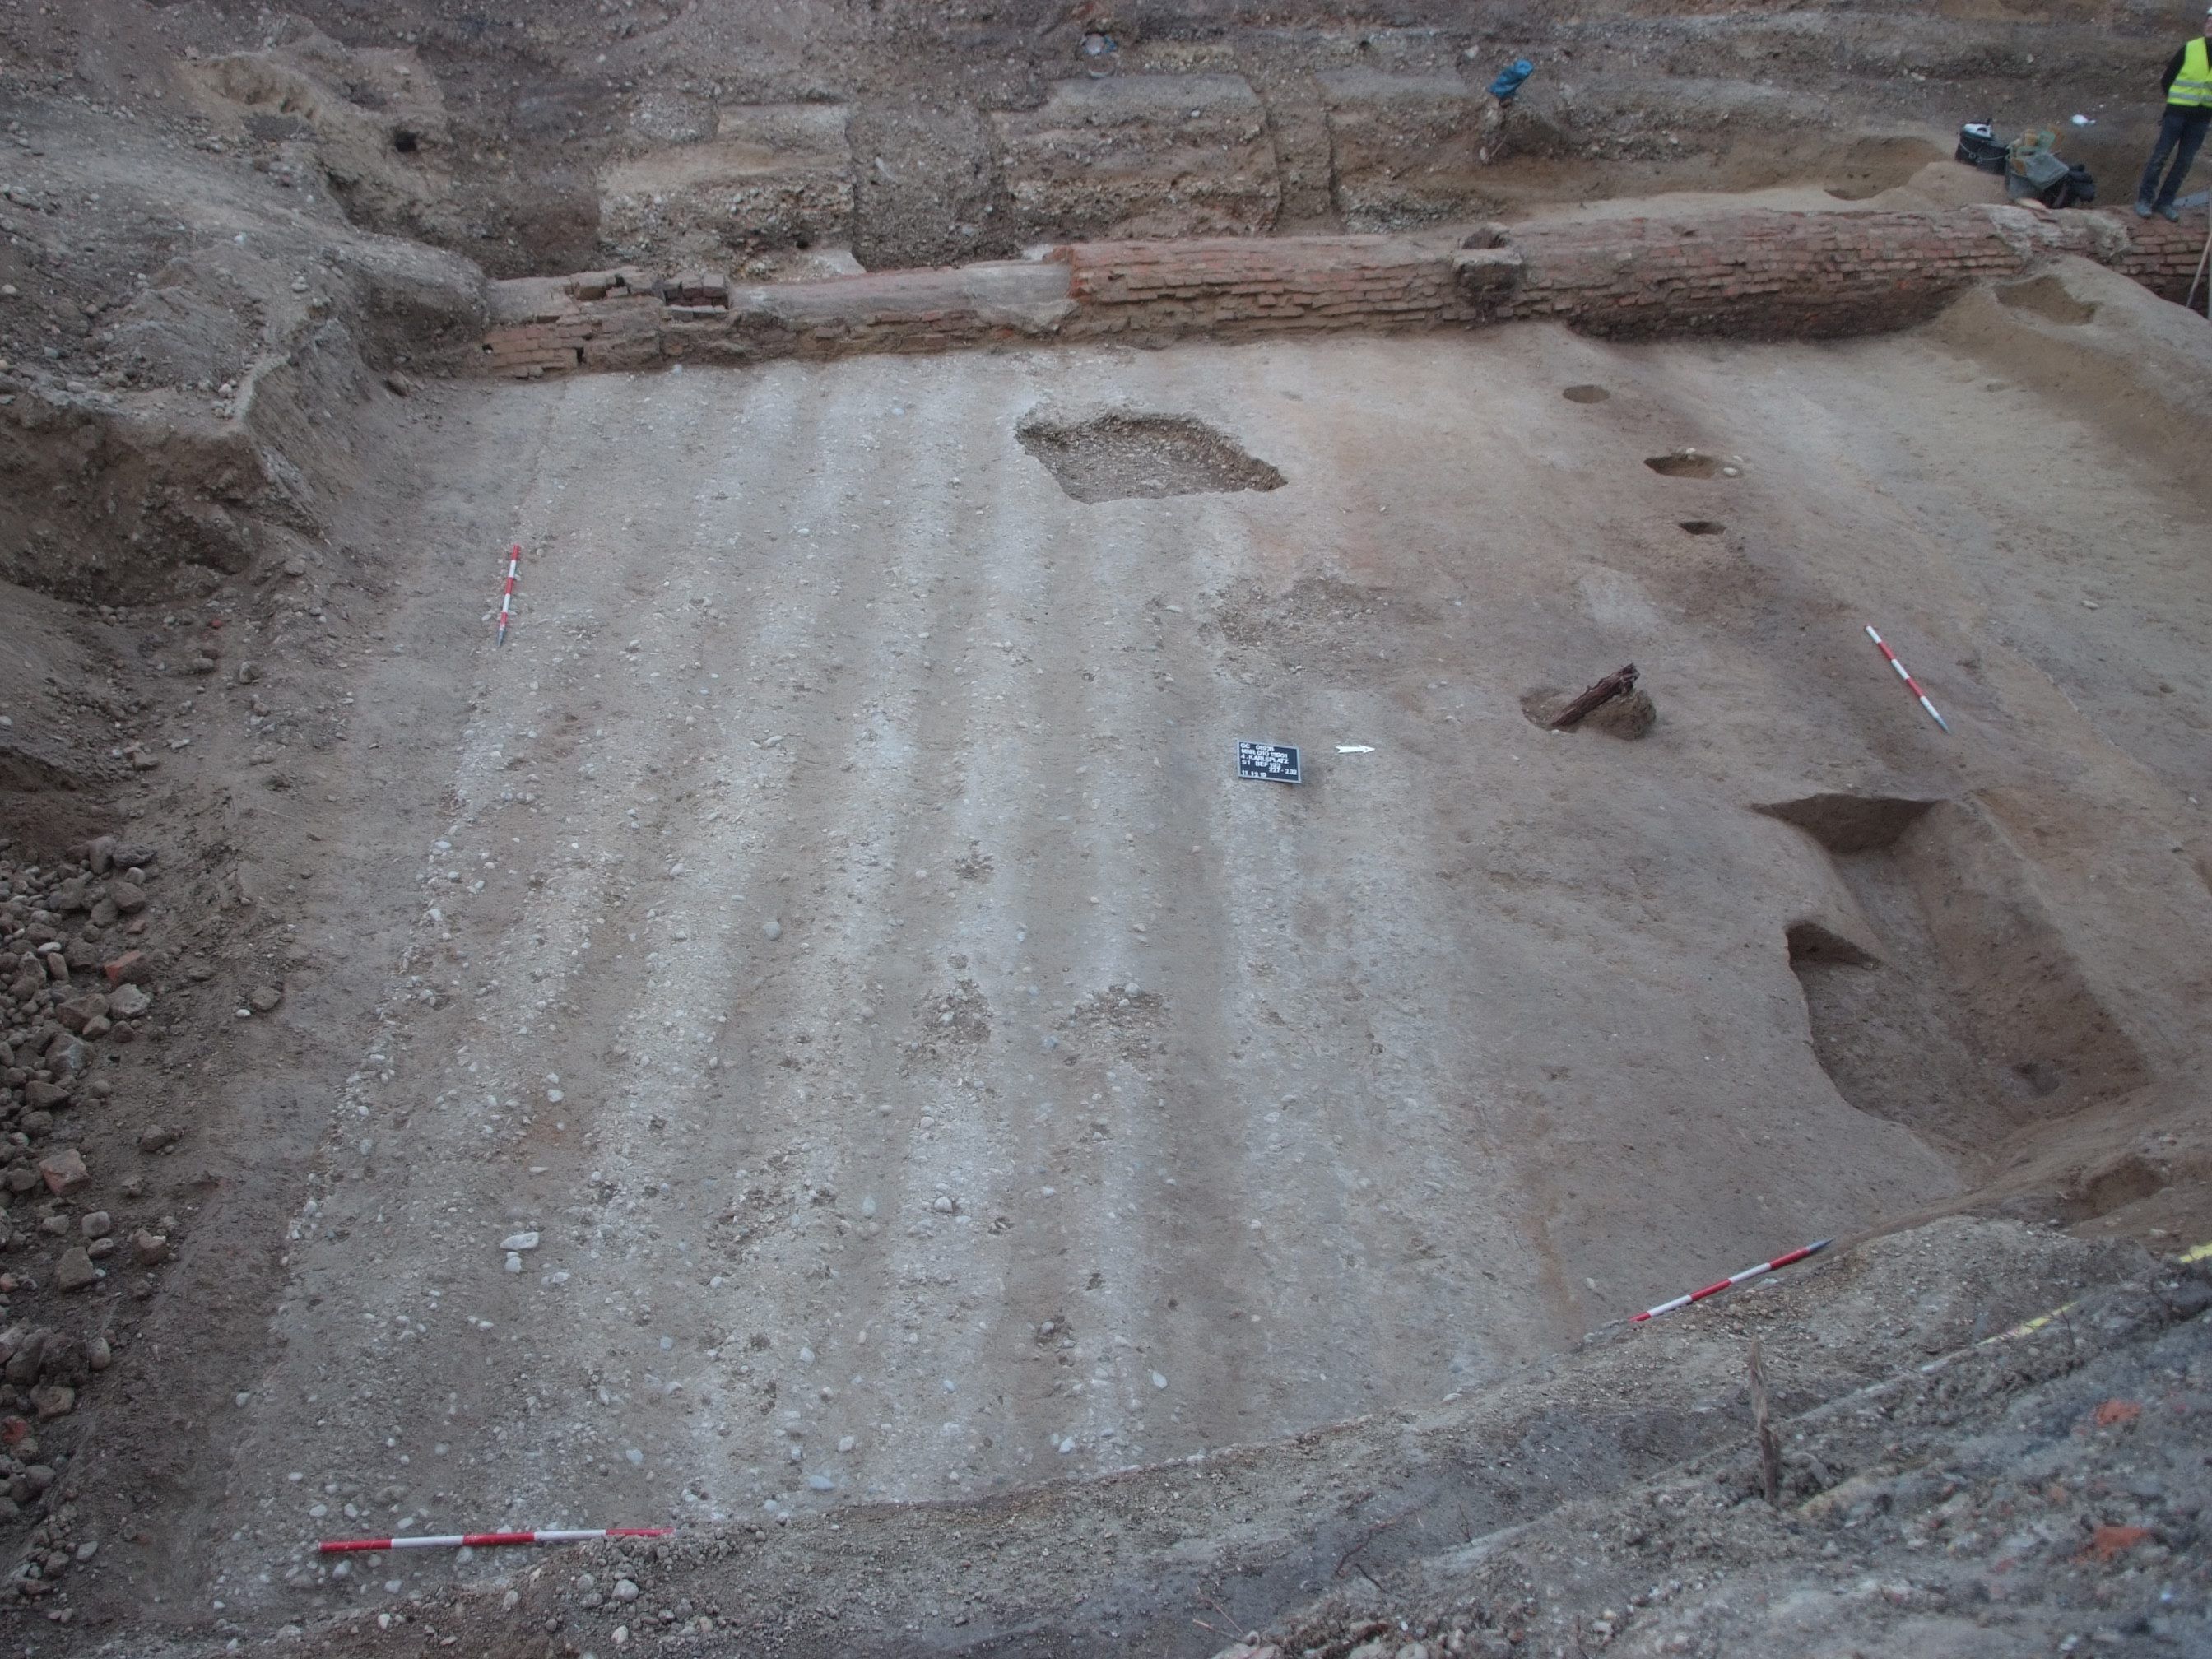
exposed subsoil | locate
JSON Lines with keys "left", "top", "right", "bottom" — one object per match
{"left": 1, "top": 308, "right": 2203, "bottom": 1653}
{"left": 0, "top": 4, "right": 2210, "bottom": 1657}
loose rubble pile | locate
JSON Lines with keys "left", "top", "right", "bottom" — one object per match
{"left": 1225, "top": 1263, "right": 2212, "bottom": 1659}
{"left": 0, "top": 834, "right": 184, "bottom": 1611}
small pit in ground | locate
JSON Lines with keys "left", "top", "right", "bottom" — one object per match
{"left": 1562, "top": 384, "right": 1610, "bottom": 403}
{"left": 1823, "top": 135, "right": 1949, "bottom": 201}
{"left": 1997, "top": 275, "right": 2097, "bottom": 326}
{"left": 1646, "top": 451, "right": 1722, "bottom": 479}
{"left": 1754, "top": 792, "right": 1934, "bottom": 855}
{"left": 2061, "top": 1153, "right": 2169, "bottom": 1222}
{"left": 1016, "top": 411, "right": 1286, "bottom": 504}
{"left": 1679, "top": 520, "right": 1725, "bottom": 536}
{"left": 1518, "top": 685, "right": 1657, "bottom": 739}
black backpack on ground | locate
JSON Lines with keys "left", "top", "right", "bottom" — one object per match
{"left": 2042, "top": 163, "right": 2097, "bottom": 208}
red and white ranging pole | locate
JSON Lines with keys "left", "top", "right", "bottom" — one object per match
{"left": 1865, "top": 625, "right": 1949, "bottom": 732}
{"left": 495, "top": 543, "right": 522, "bottom": 648}
{"left": 1631, "top": 1239, "right": 1832, "bottom": 1323}
{"left": 318, "top": 1527, "right": 671, "bottom": 1555}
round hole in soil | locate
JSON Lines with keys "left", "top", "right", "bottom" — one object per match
{"left": 1645, "top": 451, "right": 1721, "bottom": 479}
{"left": 1561, "top": 384, "right": 1610, "bottom": 404}
{"left": 1016, "top": 411, "right": 1285, "bottom": 504}
{"left": 1679, "top": 520, "right": 1725, "bottom": 536}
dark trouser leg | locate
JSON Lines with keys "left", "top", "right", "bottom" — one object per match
{"left": 2152, "top": 110, "right": 2211, "bottom": 209}
{"left": 2139, "top": 109, "right": 2186, "bottom": 206}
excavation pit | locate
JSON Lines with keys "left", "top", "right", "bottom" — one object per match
{"left": 6, "top": 0, "right": 2212, "bottom": 1643}
{"left": 1015, "top": 410, "right": 1285, "bottom": 503}
{"left": 70, "top": 321, "right": 2210, "bottom": 1584}
{"left": 1519, "top": 683, "right": 1657, "bottom": 738}
{"left": 190, "top": 331, "right": 2168, "bottom": 1578}
{"left": 1645, "top": 449, "right": 1723, "bottom": 478}
{"left": 12, "top": 183, "right": 2212, "bottom": 1648}
{"left": 1997, "top": 274, "right": 2098, "bottom": 325}
{"left": 1771, "top": 795, "right": 2150, "bottom": 1147}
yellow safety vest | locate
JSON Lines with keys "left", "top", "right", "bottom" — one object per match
{"left": 2174, "top": 37, "right": 2212, "bottom": 107}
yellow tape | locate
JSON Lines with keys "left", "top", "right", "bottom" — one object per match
{"left": 1998, "top": 1240, "right": 2210, "bottom": 1339}
{"left": 1920, "top": 1240, "right": 2211, "bottom": 1375}
{"left": 1996, "top": 1303, "right": 2075, "bottom": 1343}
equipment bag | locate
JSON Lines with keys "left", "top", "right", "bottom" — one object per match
{"left": 1955, "top": 123, "right": 2008, "bottom": 173}
{"left": 2044, "top": 162, "right": 2097, "bottom": 208}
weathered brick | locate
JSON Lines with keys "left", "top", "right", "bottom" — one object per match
{"left": 470, "top": 206, "right": 2188, "bottom": 373}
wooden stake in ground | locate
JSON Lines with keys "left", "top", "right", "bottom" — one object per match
{"left": 2187, "top": 213, "right": 2212, "bottom": 318}
{"left": 1550, "top": 663, "right": 1638, "bottom": 729}
{"left": 1749, "top": 1337, "right": 1782, "bottom": 1508}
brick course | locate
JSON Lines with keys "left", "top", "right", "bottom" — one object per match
{"left": 474, "top": 208, "right": 2209, "bottom": 379}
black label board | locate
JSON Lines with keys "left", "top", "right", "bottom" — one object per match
{"left": 1237, "top": 742, "right": 1301, "bottom": 784}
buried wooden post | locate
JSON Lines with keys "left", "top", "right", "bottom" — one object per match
{"left": 1550, "top": 663, "right": 1638, "bottom": 729}
{"left": 1749, "top": 1337, "right": 1782, "bottom": 1508}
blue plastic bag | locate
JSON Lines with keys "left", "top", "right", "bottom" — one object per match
{"left": 1489, "top": 59, "right": 1535, "bottom": 101}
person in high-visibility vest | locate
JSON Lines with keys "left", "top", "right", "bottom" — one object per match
{"left": 2136, "top": 8, "right": 2212, "bottom": 219}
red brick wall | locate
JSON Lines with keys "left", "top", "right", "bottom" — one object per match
{"left": 1053, "top": 211, "right": 2207, "bottom": 344}
{"left": 2098, "top": 220, "right": 2206, "bottom": 300}
{"left": 473, "top": 208, "right": 2209, "bottom": 378}
{"left": 1506, "top": 211, "right": 2028, "bottom": 339}
{"left": 481, "top": 290, "right": 663, "bottom": 379}
{"left": 1052, "top": 236, "right": 1469, "bottom": 339}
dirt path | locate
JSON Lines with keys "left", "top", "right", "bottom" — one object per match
{"left": 66, "top": 321, "right": 2212, "bottom": 1641}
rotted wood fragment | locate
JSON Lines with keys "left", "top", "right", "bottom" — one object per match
{"left": 1550, "top": 663, "right": 1638, "bottom": 729}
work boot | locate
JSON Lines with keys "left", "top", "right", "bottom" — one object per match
{"left": 2160, "top": 202, "right": 2182, "bottom": 221}
{"left": 2135, "top": 198, "right": 2154, "bottom": 217}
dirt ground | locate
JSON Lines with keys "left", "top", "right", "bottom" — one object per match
{"left": 5, "top": 297, "right": 2194, "bottom": 1648}
{"left": 2, "top": 2, "right": 2211, "bottom": 1654}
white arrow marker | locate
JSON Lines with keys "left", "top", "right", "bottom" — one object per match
{"left": 1336, "top": 745, "right": 1376, "bottom": 754}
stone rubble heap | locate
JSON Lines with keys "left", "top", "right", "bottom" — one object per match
{"left": 0, "top": 832, "right": 187, "bottom": 1608}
